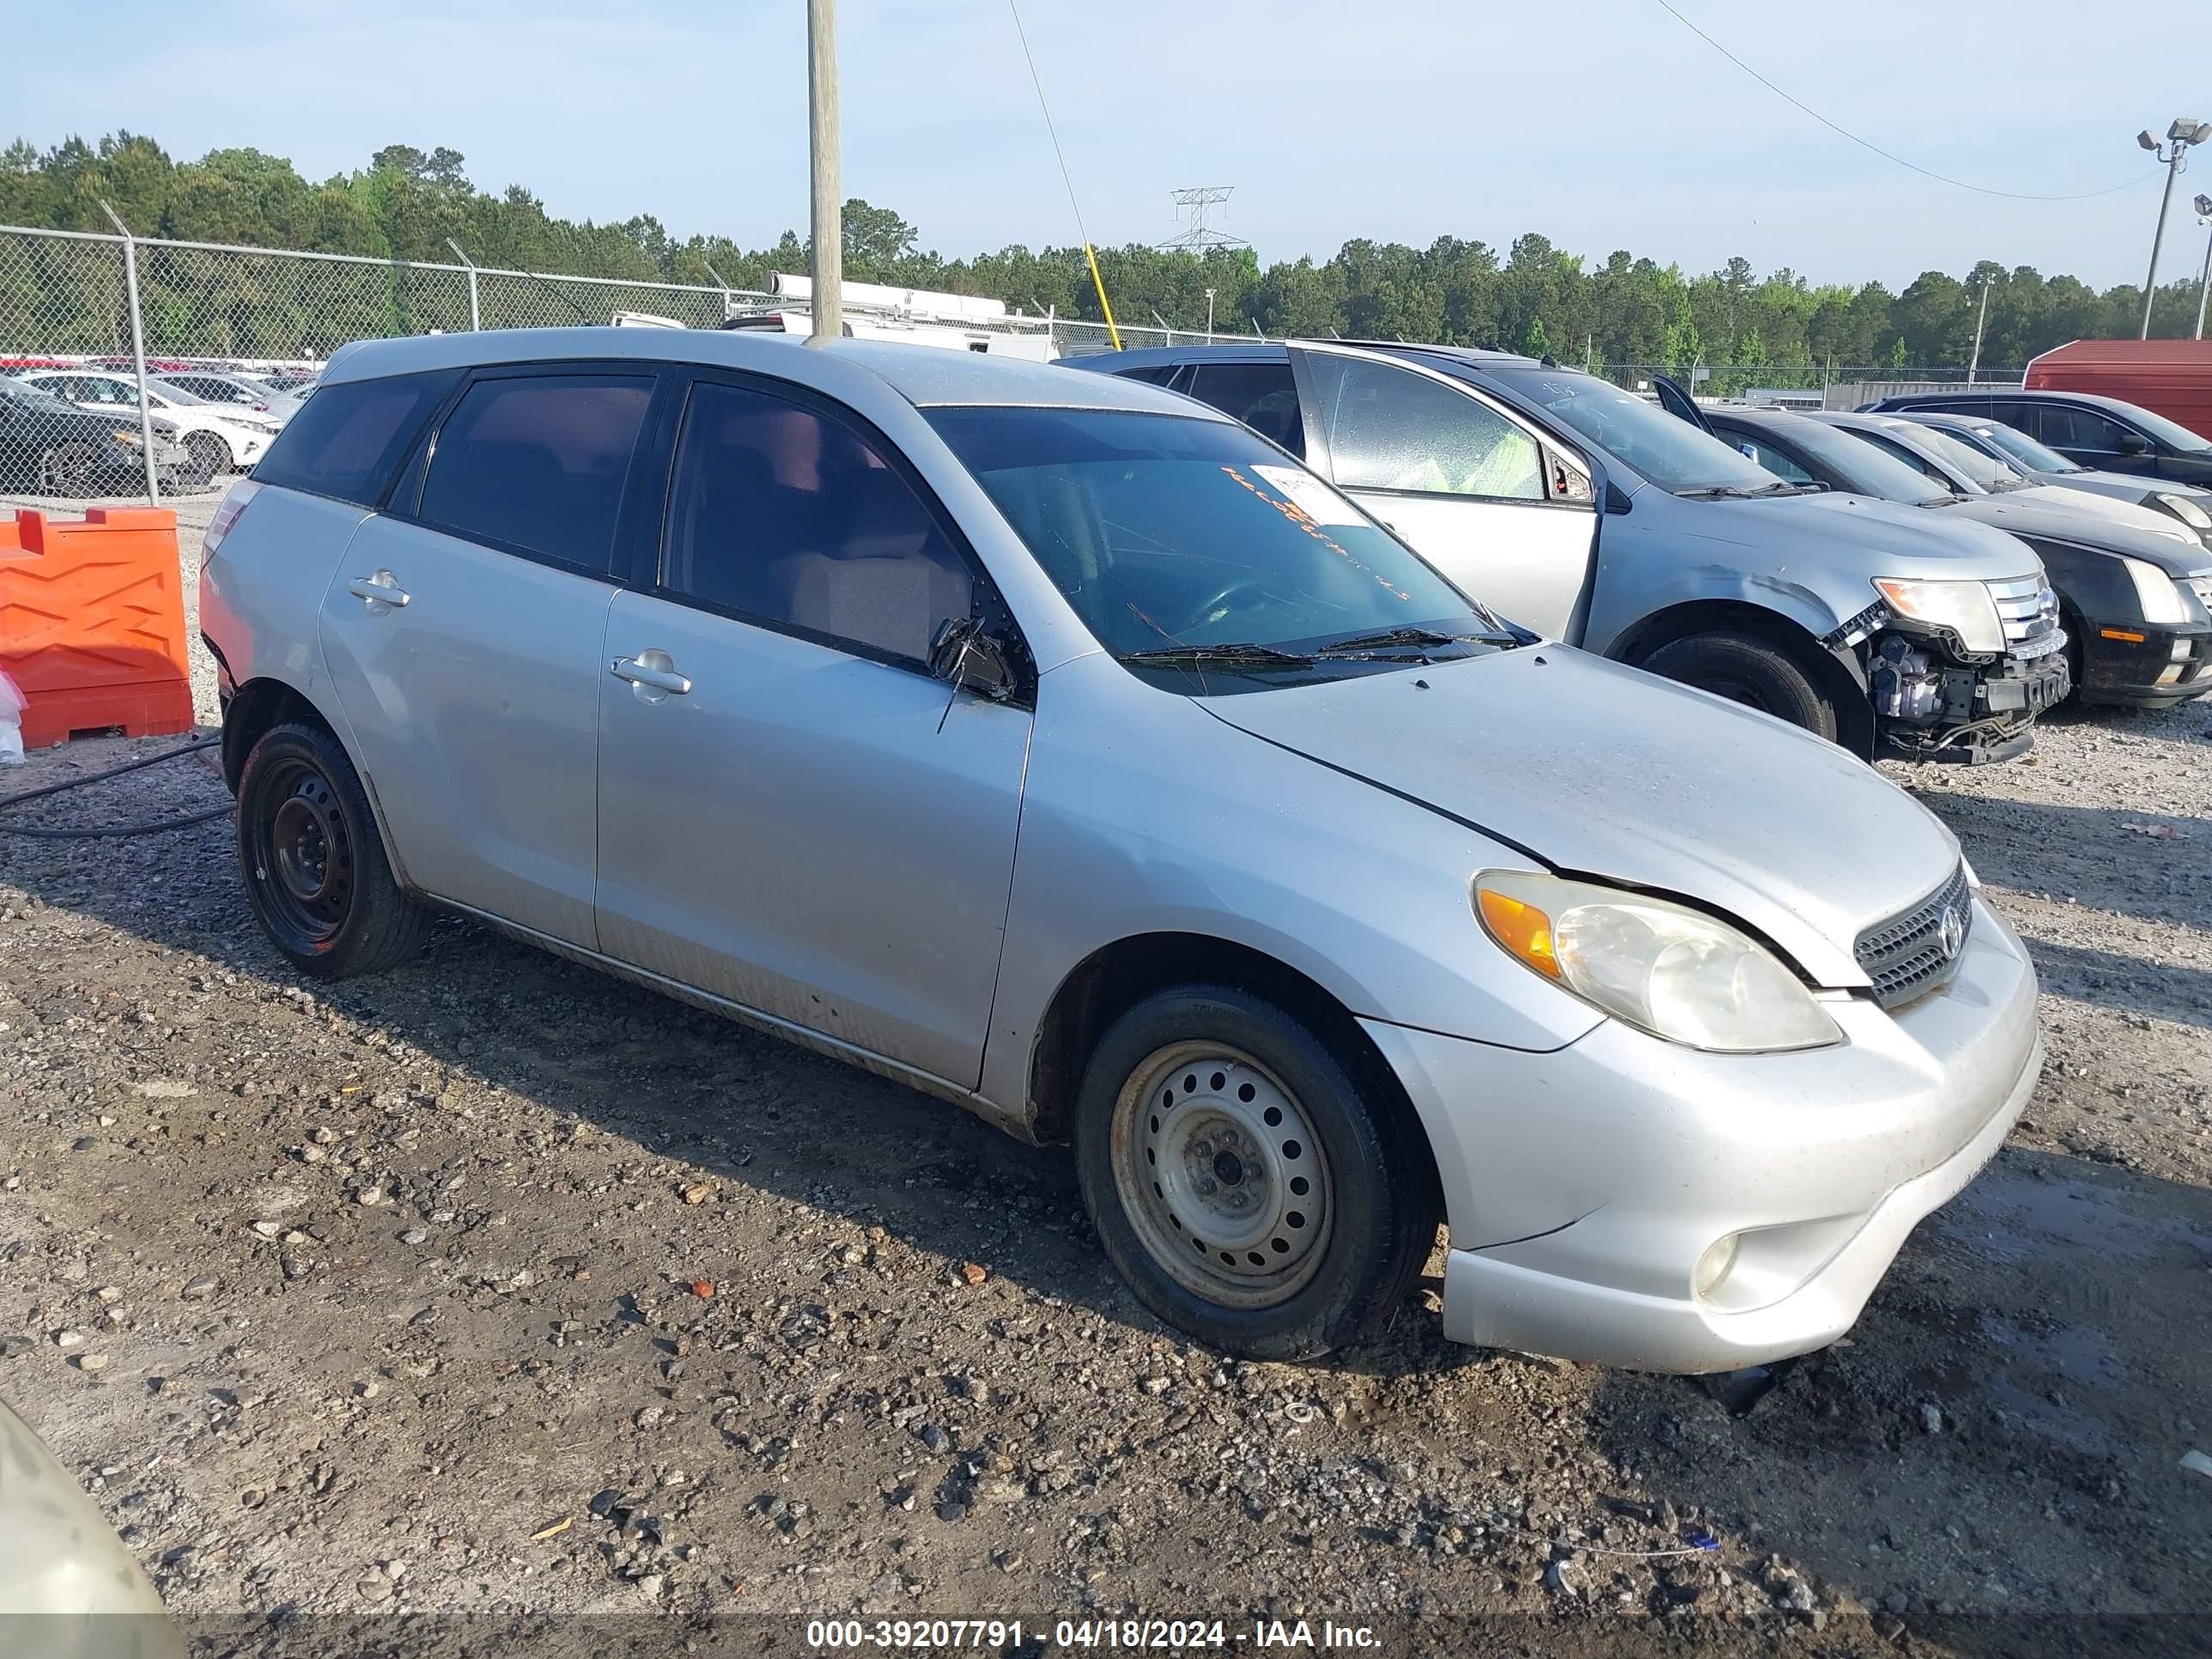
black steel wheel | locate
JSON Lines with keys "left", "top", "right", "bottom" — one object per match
{"left": 235, "top": 720, "right": 427, "bottom": 977}
{"left": 184, "top": 432, "right": 228, "bottom": 487}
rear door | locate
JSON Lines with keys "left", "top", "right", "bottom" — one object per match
{"left": 1293, "top": 342, "right": 1598, "bottom": 637}
{"left": 592, "top": 372, "right": 1030, "bottom": 1089}
{"left": 316, "top": 363, "right": 658, "bottom": 947}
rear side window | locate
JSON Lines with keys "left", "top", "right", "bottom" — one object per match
{"left": 252, "top": 369, "right": 458, "bottom": 507}
{"left": 1187, "top": 362, "right": 1305, "bottom": 458}
{"left": 1112, "top": 364, "right": 1179, "bottom": 386}
{"left": 416, "top": 374, "right": 653, "bottom": 574}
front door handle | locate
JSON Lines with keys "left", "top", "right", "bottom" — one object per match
{"left": 346, "top": 572, "right": 411, "bottom": 608}
{"left": 610, "top": 653, "right": 692, "bottom": 696}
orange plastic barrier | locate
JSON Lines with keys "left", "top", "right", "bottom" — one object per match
{"left": 0, "top": 507, "right": 194, "bottom": 749}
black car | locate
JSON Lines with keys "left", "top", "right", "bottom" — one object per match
{"left": 1863, "top": 388, "right": 2212, "bottom": 489}
{"left": 0, "top": 372, "right": 191, "bottom": 495}
{"left": 1707, "top": 404, "right": 2212, "bottom": 710}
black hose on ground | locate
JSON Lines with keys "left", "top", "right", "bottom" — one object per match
{"left": 0, "top": 734, "right": 230, "bottom": 838}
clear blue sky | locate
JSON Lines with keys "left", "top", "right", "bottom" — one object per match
{"left": 10, "top": 0, "right": 2212, "bottom": 289}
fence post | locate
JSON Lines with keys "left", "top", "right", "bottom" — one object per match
{"left": 97, "top": 201, "right": 160, "bottom": 506}
{"left": 446, "top": 239, "right": 482, "bottom": 331}
{"left": 705, "top": 261, "right": 736, "bottom": 322}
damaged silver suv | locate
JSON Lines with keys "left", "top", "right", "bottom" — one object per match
{"left": 200, "top": 330, "right": 2041, "bottom": 1372}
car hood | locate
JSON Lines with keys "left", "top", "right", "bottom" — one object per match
{"left": 1934, "top": 489, "right": 2206, "bottom": 575}
{"left": 1669, "top": 489, "right": 2045, "bottom": 580}
{"left": 1201, "top": 647, "right": 1957, "bottom": 987}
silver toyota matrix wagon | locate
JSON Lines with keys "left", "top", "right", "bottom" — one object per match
{"left": 200, "top": 329, "right": 2042, "bottom": 1372}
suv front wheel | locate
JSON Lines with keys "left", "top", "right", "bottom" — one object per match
{"left": 235, "top": 720, "right": 427, "bottom": 978}
{"left": 1073, "top": 986, "right": 1436, "bottom": 1361}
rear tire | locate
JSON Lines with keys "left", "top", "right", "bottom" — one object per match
{"left": 184, "top": 432, "right": 229, "bottom": 487}
{"left": 1073, "top": 986, "right": 1436, "bottom": 1361}
{"left": 1643, "top": 629, "right": 1839, "bottom": 741}
{"left": 235, "top": 720, "right": 427, "bottom": 979}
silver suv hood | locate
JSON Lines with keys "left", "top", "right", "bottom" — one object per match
{"left": 1672, "top": 489, "right": 2045, "bottom": 580}
{"left": 1203, "top": 647, "right": 1958, "bottom": 987}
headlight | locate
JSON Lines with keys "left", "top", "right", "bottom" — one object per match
{"left": 1873, "top": 577, "right": 2005, "bottom": 655}
{"left": 108, "top": 428, "right": 141, "bottom": 447}
{"left": 2154, "top": 492, "right": 2212, "bottom": 531}
{"left": 1474, "top": 872, "right": 1841, "bottom": 1054}
{"left": 2121, "top": 557, "right": 2191, "bottom": 626}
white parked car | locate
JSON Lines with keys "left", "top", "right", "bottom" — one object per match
{"left": 157, "top": 368, "right": 302, "bottom": 425}
{"left": 15, "top": 369, "right": 280, "bottom": 486}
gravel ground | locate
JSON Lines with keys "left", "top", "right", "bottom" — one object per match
{"left": 1, "top": 532, "right": 2208, "bottom": 1655}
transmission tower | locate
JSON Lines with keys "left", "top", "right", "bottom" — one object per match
{"left": 1157, "top": 185, "right": 1249, "bottom": 252}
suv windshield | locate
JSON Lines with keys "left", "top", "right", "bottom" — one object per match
{"left": 1481, "top": 366, "right": 1779, "bottom": 493}
{"left": 926, "top": 406, "right": 1516, "bottom": 686}
{"left": 1967, "top": 421, "right": 2081, "bottom": 473}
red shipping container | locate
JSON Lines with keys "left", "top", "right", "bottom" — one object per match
{"left": 0, "top": 507, "right": 195, "bottom": 748}
{"left": 2024, "top": 338, "right": 2212, "bottom": 440}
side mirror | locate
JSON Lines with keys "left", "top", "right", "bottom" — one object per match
{"left": 2116, "top": 432, "right": 2152, "bottom": 456}
{"left": 928, "top": 616, "right": 1015, "bottom": 701}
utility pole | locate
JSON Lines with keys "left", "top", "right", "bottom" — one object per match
{"left": 2195, "top": 195, "right": 2212, "bottom": 341}
{"left": 808, "top": 0, "right": 842, "bottom": 343}
{"left": 2137, "top": 118, "right": 2211, "bottom": 338}
{"left": 1966, "top": 276, "right": 1990, "bottom": 386}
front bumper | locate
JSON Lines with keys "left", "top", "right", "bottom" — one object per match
{"left": 1363, "top": 894, "right": 2042, "bottom": 1374}
{"left": 2077, "top": 614, "right": 2212, "bottom": 707}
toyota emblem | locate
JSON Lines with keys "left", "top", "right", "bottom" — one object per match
{"left": 1936, "top": 904, "right": 1966, "bottom": 961}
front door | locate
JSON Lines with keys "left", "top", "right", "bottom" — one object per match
{"left": 592, "top": 374, "right": 1030, "bottom": 1091}
{"left": 317, "top": 367, "right": 656, "bottom": 946}
{"left": 1293, "top": 343, "right": 1599, "bottom": 638}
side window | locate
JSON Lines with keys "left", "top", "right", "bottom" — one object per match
{"left": 2035, "top": 405, "right": 2130, "bottom": 453}
{"left": 1980, "top": 399, "right": 2039, "bottom": 428}
{"left": 662, "top": 380, "right": 974, "bottom": 665}
{"left": 1308, "top": 356, "right": 1543, "bottom": 500}
{"left": 416, "top": 374, "right": 652, "bottom": 574}
{"left": 1858, "top": 430, "right": 1953, "bottom": 486}
{"left": 252, "top": 369, "right": 459, "bottom": 507}
{"left": 1112, "top": 365, "right": 1179, "bottom": 386}
{"left": 1729, "top": 436, "right": 1815, "bottom": 484}
{"left": 1187, "top": 362, "right": 1304, "bottom": 458}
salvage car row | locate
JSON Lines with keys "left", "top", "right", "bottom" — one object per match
{"left": 0, "top": 364, "right": 308, "bottom": 495}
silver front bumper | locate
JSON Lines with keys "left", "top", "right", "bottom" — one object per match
{"left": 1364, "top": 894, "right": 2043, "bottom": 1373}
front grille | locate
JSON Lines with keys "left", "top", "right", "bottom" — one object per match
{"left": 1986, "top": 574, "right": 2061, "bottom": 649}
{"left": 1856, "top": 864, "right": 1972, "bottom": 1010}
{"left": 2189, "top": 574, "right": 2212, "bottom": 611}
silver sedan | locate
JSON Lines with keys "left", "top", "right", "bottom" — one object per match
{"left": 199, "top": 330, "right": 2041, "bottom": 1370}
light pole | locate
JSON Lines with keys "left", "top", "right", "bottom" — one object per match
{"left": 807, "top": 0, "right": 842, "bottom": 343}
{"left": 2196, "top": 193, "right": 2212, "bottom": 341}
{"left": 1204, "top": 287, "right": 1216, "bottom": 337}
{"left": 2137, "top": 118, "right": 2212, "bottom": 338}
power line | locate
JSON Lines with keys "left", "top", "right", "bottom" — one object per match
{"left": 1005, "top": 0, "right": 1093, "bottom": 246}
{"left": 1651, "top": 0, "right": 2154, "bottom": 202}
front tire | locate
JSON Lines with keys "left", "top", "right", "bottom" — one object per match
{"left": 235, "top": 720, "right": 427, "bottom": 978}
{"left": 1073, "top": 987, "right": 1436, "bottom": 1361}
{"left": 37, "top": 441, "right": 97, "bottom": 496}
{"left": 1643, "top": 629, "right": 1839, "bottom": 741}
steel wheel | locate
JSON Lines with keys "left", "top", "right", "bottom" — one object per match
{"left": 246, "top": 757, "right": 357, "bottom": 951}
{"left": 1109, "top": 1040, "right": 1334, "bottom": 1309}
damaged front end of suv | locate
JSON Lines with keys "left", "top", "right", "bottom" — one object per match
{"left": 1843, "top": 572, "right": 2069, "bottom": 763}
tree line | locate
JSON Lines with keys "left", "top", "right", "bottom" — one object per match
{"left": 4, "top": 132, "right": 2209, "bottom": 379}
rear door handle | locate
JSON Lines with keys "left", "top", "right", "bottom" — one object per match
{"left": 611, "top": 654, "right": 692, "bottom": 696}
{"left": 345, "top": 573, "right": 410, "bottom": 608}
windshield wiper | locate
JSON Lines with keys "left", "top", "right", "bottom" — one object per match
{"left": 1674, "top": 480, "right": 1821, "bottom": 499}
{"left": 1121, "top": 642, "right": 1316, "bottom": 668}
{"left": 1310, "top": 626, "right": 1516, "bottom": 659}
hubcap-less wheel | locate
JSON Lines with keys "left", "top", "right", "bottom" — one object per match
{"left": 1109, "top": 1041, "right": 1334, "bottom": 1309}
{"left": 250, "top": 760, "right": 356, "bottom": 948}
{"left": 38, "top": 442, "right": 95, "bottom": 495}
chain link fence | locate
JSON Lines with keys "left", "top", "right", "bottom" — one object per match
{"left": 3, "top": 219, "right": 2034, "bottom": 517}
